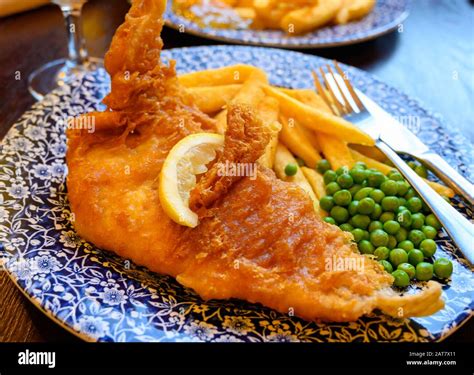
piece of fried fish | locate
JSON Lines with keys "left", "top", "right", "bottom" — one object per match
{"left": 67, "top": 0, "right": 443, "bottom": 322}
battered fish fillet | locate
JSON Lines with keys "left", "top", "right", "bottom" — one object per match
{"left": 67, "top": 0, "right": 444, "bottom": 322}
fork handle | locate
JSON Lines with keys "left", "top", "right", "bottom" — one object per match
{"left": 412, "top": 152, "right": 474, "bottom": 206}
{"left": 376, "top": 140, "right": 474, "bottom": 266}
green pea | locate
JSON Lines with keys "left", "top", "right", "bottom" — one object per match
{"left": 368, "top": 220, "right": 383, "bottom": 232}
{"left": 374, "top": 246, "right": 390, "bottom": 260}
{"left": 319, "top": 196, "right": 334, "bottom": 212}
{"left": 324, "top": 217, "right": 336, "bottom": 225}
{"left": 370, "top": 203, "right": 382, "bottom": 220}
{"left": 416, "top": 262, "right": 434, "bottom": 281}
{"left": 408, "top": 229, "right": 426, "bottom": 247}
{"left": 395, "top": 227, "right": 408, "bottom": 242}
{"left": 358, "top": 197, "right": 375, "bottom": 215}
{"left": 380, "top": 212, "right": 395, "bottom": 223}
{"left": 351, "top": 228, "right": 365, "bottom": 243}
{"left": 362, "top": 230, "right": 370, "bottom": 240}
{"left": 323, "top": 170, "right": 337, "bottom": 185}
{"left": 381, "top": 196, "right": 400, "bottom": 212}
{"left": 387, "top": 235, "right": 398, "bottom": 249}
{"left": 350, "top": 168, "right": 368, "bottom": 184}
{"left": 336, "top": 166, "right": 349, "bottom": 175}
{"left": 383, "top": 220, "right": 400, "bottom": 235}
{"left": 422, "top": 200, "right": 431, "bottom": 214}
{"left": 349, "top": 184, "right": 363, "bottom": 197}
{"left": 337, "top": 173, "right": 354, "bottom": 189}
{"left": 369, "top": 189, "right": 385, "bottom": 203}
{"left": 408, "top": 249, "right": 424, "bottom": 266}
{"left": 330, "top": 206, "right": 349, "bottom": 224}
{"left": 284, "top": 163, "right": 298, "bottom": 176}
{"left": 359, "top": 240, "right": 374, "bottom": 254}
{"left": 433, "top": 258, "right": 453, "bottom": 279}
{"left": 333, "top": 190, "right": 352, "bottom": 206}
{"left": 397, "top": 209, "right": 412, "bottom": 228}
{"left": 389, "top": 248, "right": 408, "bottom": 267}
{"left": 404, "top": 188, "right": 417, "bottom": 200}
{"left": 380, "top": 180, "right": 398, "bottom": 196}
{"left": 422, "top": 225, "right": 438, "bottom": 240}
{"left": 410, "top": 212, "right": 425, "bottom": 229}
{"left": 388, "top": 171, "right": 404, "bottom": 181}
{"left": 296, "top": 157, "right": 305, "bottom": 167}
{"left": 398, "top": 197, "right": 407, "bottom": 207}
{"left": 326, "top": 182, "right": 341, "bottom": 196}
{"left": 354, "top": 161, "right": 367, "bottom": 169}
{"left": 420, "top": 239, "right": 437, "bottom": 258}
{"left": 425, "top": 214, "right": 441, "bottom": 230}
{"left": 340, "top": 223, "right": 354, "bottom": 232}
{"left": 408, "top": 161, "right": 417, "bottom": 169}
{"left": 398, "top": 240, "right": 415, "bottom": 252}
{"left": 370, "top": 229, "right": 389, "bottom": 247}
{"left": 367, "top": 171, "right": 386, "bottom": 187}
{"left": 351, "top": 214, "right": 371, "bottom": 230}
{"left": 397, "top": 263, "right": 416, "bottom": 280}
{"left": 396, "top": 180, "right": 410, "bottom": 196}
{"left": 353, "top": 187, "right": 373, "bottom": 201}
{"left": 392, "top": 270, "right": 410, "bottom": 287}
{"left": 379, "top": 260, "right": 393, "bottom": 273}
{"left": 407, "top": 197, "right": 422, "bottom": 213}
{"left": 348, "top": 200, "right": 359, "bottom": 216}
{"left": 414, "top": 165, "right": 428, "bottom": 178}
{"left": 317, "top": 159, "right": 331, "bottom": 173}
{"left": 397, "top": 205, "right": 408, "bottom": 214}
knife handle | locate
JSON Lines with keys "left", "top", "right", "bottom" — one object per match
{"left": 376, "top": 140, "right": 474, "bottom": 266}
{"left": 414, "top": 152, "right": 474, "bottom": 206}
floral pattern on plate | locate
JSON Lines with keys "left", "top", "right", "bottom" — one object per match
{"left": 164, "top": 0, "right": 409, "bottom": 48}
{"left": 0, "top": 46, "right": 472, "bottom": 342}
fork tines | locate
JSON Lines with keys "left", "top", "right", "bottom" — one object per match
{"left": 312, "top": 61, "right": 364, "bottom": 117}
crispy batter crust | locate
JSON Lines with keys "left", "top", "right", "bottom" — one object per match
{"left": 66, "top": 0, "right": 443, "bottom": 322}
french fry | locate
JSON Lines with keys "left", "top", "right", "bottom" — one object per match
{"left": 263, "top": 85, "right": 374, "bottom": 146}
{"left": 350, "top": 149, "right": 455, "bottom": 198}
{"left": 234, "top": 7, "right": 256, "bottom": 20}
{"left": 280, "top": 0, "right": 342, "bottom": 35}
{"left": 257, "top": 97, "right": 281, "bottom": 169}
{"left": 335, "top": 0, "right": 376, "bottom": 25}
{"left": 187, "top": 84, "right": 242, "bottom": 114}
{"left": 232, "top": 70, "right": 268, "bottom": 105}
{"left": 301, "top": 167, "right": 325, "bottom": 199}
{"left": 350, "top": 144, "right": 388, "bottom": 163}
{"left": 274, "top": 143, "right": 319, "bottom": 212}
{"left": 236, "top": 0, "right": 254, "bottom": 6}
{"left": 253, "top": 0, "right": 288, "bottom": 29}
{"left": 279, "top": 115, "right": 321, "bottom": 168}
{"left": 317, "top": 132, "right": 354, "bottom": 170}
{"left": 302, "top": 166, "right": 328, "bottom": 217}
{"left": 178, "top": 64, "right": 265, "bottom": 87}
{"left": 278, "top": 88, "right": 327, "bottom": 152}
{"left": 425, "top": 181, "right": 455, "bottom": 198}
{"left": 279, "top": 88, "right": 330, "bottom": 113}
{"left": 214, "top": 109, "right": 228, "bottom": 135}
{"left": 259, "top": 121, "right": 281, "bottom": 168}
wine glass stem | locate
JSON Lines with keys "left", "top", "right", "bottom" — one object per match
{"left": 61, "top": 6, "right": 88, "bottom": 65}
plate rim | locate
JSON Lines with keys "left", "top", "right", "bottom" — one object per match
{"left": 163, "top": 1, "right": 410, "bottom": 49}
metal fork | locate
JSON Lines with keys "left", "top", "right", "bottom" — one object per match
{"left": 312, "top": 62, "right": 474, "bottom": 266}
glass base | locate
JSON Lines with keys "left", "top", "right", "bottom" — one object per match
{"left": 28, "top": 57, "right": 103, "bottom": 101}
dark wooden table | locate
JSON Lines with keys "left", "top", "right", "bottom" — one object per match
{"left": 0, "top": 0, "right": 472, "bottom": 343}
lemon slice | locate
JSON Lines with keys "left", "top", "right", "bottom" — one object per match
{"left": 159, "top": 133, "right": 224, "bottom": 228}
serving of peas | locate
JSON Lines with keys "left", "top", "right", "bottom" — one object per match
{"left": 317, "top": 159, "right": 454, "bottom": 288}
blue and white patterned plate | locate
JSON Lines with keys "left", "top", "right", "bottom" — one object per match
{"left": 0, "top": 46, "right": 473, "bottom": 342}
{"left": 164, "top": 0, "right": 409, "bottom": 48}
